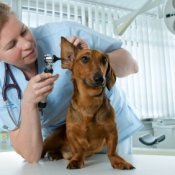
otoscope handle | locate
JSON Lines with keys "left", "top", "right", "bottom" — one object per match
{"left": 38, "top": 101, "right": 47, "bottom": 108}
{"left": 38, "top": 54, "right": 61, "bottom": 109}
{"left": 38, "top": 68, "right": 52, "bottom": 109}
{"left": 44, "top": 68, "right": 53, "bottom": 74}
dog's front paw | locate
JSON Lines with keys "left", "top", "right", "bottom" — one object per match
{"left": 67, "top": 160, "right": 84, "bottom": 169}
{"left": 112, "top": 160, "right": 135, "bottom": 170}
{"left": 110, "top": 155, "right": 135, "bottom": 170}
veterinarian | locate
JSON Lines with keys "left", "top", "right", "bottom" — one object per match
{"left": 0, "top": 2, "right": 143, "bottom": 163}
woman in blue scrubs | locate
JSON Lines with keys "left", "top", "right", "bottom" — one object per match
{"left": 0, "top": 2, "right": 143, "bottom": 163}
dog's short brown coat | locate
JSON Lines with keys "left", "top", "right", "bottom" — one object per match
{"left": 41, "top": 37, "right": 134, "bottom": 170}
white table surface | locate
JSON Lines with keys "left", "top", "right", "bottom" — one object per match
{"left": 0, "top": 151, "right": 175, "bottom": 175}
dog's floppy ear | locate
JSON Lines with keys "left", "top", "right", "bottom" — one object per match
{"left": 106, "top": 62, "right": 116, "bottom": 90}
{"left": 61, "top": 36, "right": 78, "bottom": 70}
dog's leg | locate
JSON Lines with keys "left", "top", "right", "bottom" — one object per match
{"left": 106, "top": 128, "right": 135, "bottom": 170}
{"left": 42, "top": 137, "right": 64, "bottom": 160}
{"left": 67, "top": 138, "right": 85, "bottom": 169}
{"left": 66, "top": 133, "right": 86, "bottom": 169}
{"left": 41, "top": 125, "right": 66, "bottom": 160}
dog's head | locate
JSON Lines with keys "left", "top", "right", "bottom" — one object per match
{"left": 60, "top": 36, "right": 116, "bottom": 90}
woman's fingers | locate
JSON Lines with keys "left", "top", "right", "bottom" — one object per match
{"left": 66, "top": 36, "right": 76, "bottom": 43}
{"left": 34, "top": 73, "right": 58, "bottom": 83}
{"left": 23, "top": 73, "right": 59, "bottom": 104}
{"left": 34, "top": 84, "right": 53, "bottom": 97}
{"left": 65, "top": 36, "right": 89, "bottom": 49}
{"left": 34, "top": 86, "right": 53, "bottom": 102}
{"left": 33, "top": 73, "right": 58, "bottom": 99}
{"left": 33, "top": 74, "right": 59, "bottom": 89}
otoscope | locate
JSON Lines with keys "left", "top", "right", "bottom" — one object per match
{"left": 38, "top": 54, "right": 61, "bottom": 109}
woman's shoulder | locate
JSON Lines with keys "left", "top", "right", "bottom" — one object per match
{"left": 31, "top": 21, "right": 82, "bottom": 39}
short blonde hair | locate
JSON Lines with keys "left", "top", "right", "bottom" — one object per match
{"left": 0, "top": 2, "right": 14, "bottom": 32}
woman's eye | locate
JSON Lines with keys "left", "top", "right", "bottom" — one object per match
{"left": 81, "top": 56, "right": 90, "bottom": 63}
{"left": 21, "top": 28, "right": 28, "bottom": 36}
{"left": 7, "top": 41, "right": 17, "bottom": 50}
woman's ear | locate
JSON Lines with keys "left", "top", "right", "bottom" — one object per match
{"left": 60, "top": 36, "right": 78, "bottom": 70}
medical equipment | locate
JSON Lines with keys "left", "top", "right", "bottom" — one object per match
{"left": 38, "top": 54, "right": 61, "bottom": 108}
{"left": 113, "top": 0, "right": 164, "bottom": 35}
{"left": 139, "top": 134, "right": 165, "bottom": 146}
{"left": 2, "top": 63, "right": 22, "bottom": 101}
{"left": 164, "top": 0, "right": 175, "bottom": 34}
{"left": 2, "top": 63, "right": 22, "bottom": 129}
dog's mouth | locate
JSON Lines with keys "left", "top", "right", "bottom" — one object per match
{"left": 83, "top": 79, "right": 106, "bottom": 88}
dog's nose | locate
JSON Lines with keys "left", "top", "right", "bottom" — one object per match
{"left": 94, "top": 73, "right": 104, "bottom": 86}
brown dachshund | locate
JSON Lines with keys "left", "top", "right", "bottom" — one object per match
{"left": 41, "top": 37, "right": 134, "bottom": 170}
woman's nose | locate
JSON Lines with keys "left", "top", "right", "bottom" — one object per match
{"left": 18, "top": 37, "right": 32, "bottom": 50}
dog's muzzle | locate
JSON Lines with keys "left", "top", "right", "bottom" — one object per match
{"left": 83, "top": 73, "right": 106, "bottom": 88}
{"left": 93, "top": 73, "right": 105, "bottom": 87}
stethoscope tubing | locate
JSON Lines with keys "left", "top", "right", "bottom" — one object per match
{"left": 2, "top": 63, "right": 22, "bottom": 101}
{"left": 1, "top": 63, "right": 22, "bottom": 129}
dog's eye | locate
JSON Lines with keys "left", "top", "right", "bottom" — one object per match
{"left": 81, "top": 56, "right": 90, "bottom": 63}
{"left": 101, "top": 56, "right": 107, "bottom": 64}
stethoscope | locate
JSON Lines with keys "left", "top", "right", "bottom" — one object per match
{"left": 2, "top": 63, "right": 22, "bottom": 129}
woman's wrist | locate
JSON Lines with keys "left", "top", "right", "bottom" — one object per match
{"left": 21, "top": 96, "right": 39, "bottom": 111}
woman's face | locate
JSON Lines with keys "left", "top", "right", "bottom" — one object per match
{"left": 0, "top": 14, "right": 37, "bottom": 70}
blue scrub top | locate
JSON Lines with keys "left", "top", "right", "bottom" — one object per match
{"left": 0, "top": 21, "right": 143, "bottom": 142}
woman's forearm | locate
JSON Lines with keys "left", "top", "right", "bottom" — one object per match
{"left": 9, "top": 73, "right": 58, "bottom": 163}
{"left": 9, "top": 101, "right": 43, "bottom": 163}
{"left": 108, "top": 48, "right": 139, "bottom": 77}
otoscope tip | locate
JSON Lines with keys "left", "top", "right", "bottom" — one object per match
{"left": 53, "top": 55, "right": 62, "bottom": 62}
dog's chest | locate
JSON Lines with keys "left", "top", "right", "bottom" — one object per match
{"left": 75, "top": 121, "right": 106, "bottom": 151}
{"left": 82, "top": 120, "right": 107, "bottom": 140}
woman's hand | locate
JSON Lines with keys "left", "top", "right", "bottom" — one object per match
{"left": 23, "top": 73, "right": 59, "bottom": 105}
{"left": 66, "top": 36, "right": 89, "bottom": 49}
